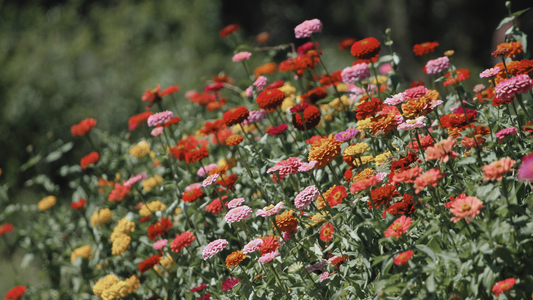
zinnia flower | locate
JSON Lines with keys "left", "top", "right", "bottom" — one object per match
{"left": 232, "top": 52, "right": 251, "bottom": 62}
{"left": 327, "top": 186, "right": 347, "bottom": 207}
{"left": 256, "top": 202, "right": 284, "bottom": 217}
{"left": 308, "top": 134, "right": 341, "bottom": 169}
{"left": 258, "top": 250, "right": 278, "bottom": 263}
{"left": 71, "top": 118, "right": 97, "bottom": 136}
{"left": 517, "top": 152, "right": 533, "bottom": 181}
{"left": 202, "top": 174, "right": 219, "bottom": 187}
{"left": 449, "top": 196, "right": 484, "bottom": 223}
{"left": 267, "top": 123, "right": 288, "bottom": 136}
{"left": 220, "top": 24, "right": 239, "bottom": 38}
{"left": 80, "top": 152, "right": 99, "bottom": 169}
{"left": 294, "top": 185, "right": 320, "bottom": 210}
{"left": 38, "top": 195, "right": 56, "bottom": 211}
{"left": 224, "top": 205, "right": 252, "bottom": 223}
{"left": 153, "top": 239, "right": 168, "bottom": 250}
{"left": 190, "top": 284, "right": 207, "bottom": 293}
{"left": 294, "top": 19, "right": 322, "bottom": 38}
{"left": 495, "top": 127, "right": 518, "bottom": 140}
{"left": 492, "top": 278, "right": 516, "bottom": 297}
{"left": 222, "top": 106, "right": 250, "bottom": 126}
{"left": 4, "top": 285, "right": 27, "bottom": 300}
{"left": 138, "top": 254, "right": 161, "bottom": 273}
{"left": 334, "top": 128, "right": 359, "bottom": 142}
{"left": 128, "top": 112, "right": 153, "bottom": 131}
{"left": 413, "top": 41, "right": 439, "bottom": 56}
{"left": 108, "top": 183, "right": 130, "bottom": 202}
{"left": 394, "top": 250, "right": 414, "bottom": 266}
{"left": 341, "top": 63, "right": 370, "bottom": 84}
{"left": 479, "top": 66, "right": 501, "bottom": 78}
{"left": 425, "top": 137, "right": 459, "bottom": 164}
{"left": 384, "top": 92, "right": 406, "bottom": 106}
{"left": 384, "top": 216, "right": 412, "bottom": 238}
{"left": 482, "top": 157, "right": 516, "bottom": 182}
{"left": 202, "top": 239, "right": 229, "bottom": 260}
{"left": 424, "top": 56, "right": 450, "bottom": 74}
{"left": 413, "top": 168, "right": 444, "bottom": 194}
{"left": 243, "top": 238, "right": 264, "bottom": 254}
{"left": 205, "top": 198, "right": 224, "bottom": 215}
{"left": 147, "top": 111, "right": 174, "bottom": 127}
{"left": 226, "top": 134, "right": 244, "bottom": 146}
{"left": 339, "top": 38, "right": 357, "bottom": 50}
{"left": 124, "top": 172, "right": 147, "bottom": 187}
{"left": 350, "top": 176, "right": 379, "bottom": 193}
{"left": 226, "top": 250, "right": 247, "bottom": 268}
{"left": 495, "top": 74, "right": 533, "bottom": 103}
{"left": 320, "top": 222, "right": 334, "bottom": 242}
{"left": 0, "top": 223, "right": 14, "bottom": 236}
{"left": 71, "top": 199, "right": 87, "bottom": 209}
{"left": 221, "top": 277, "right": 240, "bottom": 292}
{"left": 256, "top": 88, "right": 285, "bottom": 110}
{"left": 227, "top": 198, "right": 245, "bottom": 208}
{"left": 397, "top": 116, "right": 426, "bottom": 131}
{"left": 275, "top": 210, "right": 298, "bottom": 232}
{"left": 350, "top": 37, "right": 381, "bottom": 60}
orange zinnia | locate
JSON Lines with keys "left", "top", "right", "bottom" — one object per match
{"left": 308, "top": 134, "right": 341, "bottom": 169}
{"left": 226, "top": 250, "right": 247, "bottom": 268}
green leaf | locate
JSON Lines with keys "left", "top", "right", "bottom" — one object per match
{"left": 496, "top": 16, "right": 515, "bottom": 30}
{"left": 512, "top": 7, "right": 531, "bottom": 17}
{"left": 20, "top": 154, "right": 42, "bottom": 171}
{"left": 45, "top": 151, "right": 63, "bottom": 163}
{"left": 416, "top": 244, "right": 437, "bottom": 261}
{"left": 426, "top": 274, "right": 436, "bottom": 292}
{"left": 457, "top": 157, "right": 476, "bottom": 165}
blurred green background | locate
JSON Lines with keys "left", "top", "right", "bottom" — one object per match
{"left": 0, "top": 0, "right": 531, "bottom": 294}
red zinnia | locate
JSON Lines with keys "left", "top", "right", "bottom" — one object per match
{"left": 369, "top": 184, "right": 400, "bottom": 209}
{"left": 80, "top": 152, "right": 99, "bottom": 169}
{"left": 327, "top": 186, "right": 347, "bottom": 207}
{"left": 319, "top": 70, "right": 343, "bottom": 87}
{"left": 71, "top": 199, "right": 87, "bottom": 209}
{"left": 190, "top": 283, "right": 208, "bottom": 293}
{"left": 128, "top": 112, "right": 153, "bottom": 131}
{"left": 217, "top": 174, "right": 238, "bottom": 190}
{"left": 170, "top": 231, "right": 196, "bottom": 253}
{"left": 300, "top": 87, "right": 328, "bottom": 104}
{"left": 266, "top": 124, "right": 288, "bottom": 137}
{"left": 356, "top": 98, "right": 384, "bottom": 120}
{"left": 292, "top": 105, "right": 321, "bottom": 131}
{"left": 206, "top": 198, "right": 224, "bottom": 215}
{"left": 412, "top": 41, "right": 439, "bottom": 56}
{"left": 256, "top": 89, "right": 285, "bottom": 110}
{"left": 71, "top": 118, "right": 97, "bottom": 137}
{"left": 351, "top": 37, "right": 381, "bottom": 60}
{"left": 320, "top": 222, "right": 334, "bottom": 242}
{"left": 182, "top": 188, "right": 204, "bottom": 203}
{"left": 185, "top": 147, "right": 209, "bottom": 164}
{"left": 260, "top": 236, "right": 280, "bottom": 256}
{"left": 220, "top": 24, "right": 239, "bottom": 38}
{"left": 4, "top": 285, "right": 27, "bottom": 300}
{"left": 139, "top": 215, "right": 151, "bottom": 223}
{"left": 189, "top": 92, "right": 216, "bottom": 106}
{"left": 138, "top": 254, "right": 161, "bottom": 273}
{"left": 108, "top": 183, "right": 130, "bottom": 202}
{"left": 383, "top": 194, "right": 418, "bottom": 218}
{"left": 492, "top": 278, "right": 516, "bottom": 297}
{"left": 339, "top": 38, "right": 357, "bottom": 51}
{"left": 394, "top": 250, "right": 414, "bottom": 266}
{"left": 266, "top": 80, "right": 285, "bottom": 89}
{"left": 147, "top": 218, "right": 173, "bottom": 240}
{"left": 0, "top": 223, "right": 14, "bottom": 236}
{"left": 222, "top": 106, "right": 250, "bottom": 126}
{"left": 164, "top": 116, "right": 181, "bottom": 127}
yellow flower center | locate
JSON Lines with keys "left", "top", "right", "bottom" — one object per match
{"left": 391, "top": 222, "right": 402, "bottom": 231}
{"left": 407, "top": 120, "right": 417, "bottom": 124}
{"left": 461, "top": 203, "right": 471, "bottom": 211}
{"left": 333, "top": 191, "right": 342, "bottom": 200}
{"left": 265, "top": 205, "right": 275, "bottom": 211}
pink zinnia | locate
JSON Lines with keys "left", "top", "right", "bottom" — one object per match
{"left": 294, "top": 185, "right": 320, "bottom": 210}
{"left": 256, "top": 202, "right": 284, "bottom": 217}
{"left": 147, "top": 111, "right": 174, "bottom": 127}
{"left": 495, "top": 127, "right": 518, "bottom": 140}
{"left": 151, "top": 127, "right": 164, "bottom": 136}
{"left": 224, "top": 205, "right": 252, "bottom": 223}
{"left": 294, "top": 19, "right": 323, "bottom": 38}
{"left": 246, "top": 76, "right": 268, "bottom": 97}
{"left": 397, "top": 116, "right": 426, "bottom": 131}
{"left": 376, "top": 172, "right": 388, "bottom": 181}
{"left": 242, "top": 110, "right": 266, "bottom": 125}
{"left": 424, "top": 56, "right": 450, "bottom": 74}
{"left": 243, "top": 238, "right": 264, "bottom": 254}
{"left": 334, "top": 128, "right": 359, "bottom": 142}
{"left": 197, "top": 163, "right": 219, "bottom": 177}
{"left": 449, "top": 196, "right": 484, "bottom": 223}
{"left": 350, "top": 176, "right": 379, "bottom": 193}
{"left": 124, "top": 172, "right": 147, "bottom": 187}
{"left": 221, "top": 277, "right": 241, "bottom": 292}
{"left": 379, "top": 63, "right": 393, "bottom": 74}
{"left": 384, "top": 92, "right": 406, "bottom": 106}
{"left": 232, "top": 51, "right": 252, "bottom": 62}
{"left": 394, "top": 250, "right": 414, "bottom": 266}
{"left": 517, "top": 152, "right": 533, "bottom": 181}
{"left": 298, "top": 160, "right": 318, "bottom": 172}
{"left": 202, "top": 174, "right": 220, "bottom": 187}
{"left": 384, "top": 216, "right": 412, "bottom": 238}
{"left": 473, "top": 84, "right": 486, "bottom": 92}
{"left": 227, "top": 198, "right": 245, "bottom": 208}
{"left": 495, "top": 74, "right": 533, "bottom": 102}
{"left": 258, "top": 250, "right": 278, "bottom": 263}
{"left": 341, "top": 63, "right": 370, "bottom": 84}
{"left": 479, "top": 66, "right": 501, "bottom": 78}
{"left": 186, "top": 183, "right": 202, "bottom": 191}
{"left": 482, "top": 157, "right": 516, "bottom": 182}
{"left": 185, "top": 90, "right": 197, "bottom": 99}
{"left": 425, "top": 137, "right": 459, "bottom": 164}
{"left": 202, "top": 239, "right": 229, "bottom": 260}
{"left": 267, "top": 157, "right": 304, "bottom": 178}
{"left": 404, "top": 86, "right": 429, "bottom": 99}
{"left": 319, "top": 272, "right": 330, "bottom": 282}
{"left": 492, "top": 278, "right": 517, "bottom": 297}
{"left": 413, "top": 168, "right": 444, "bottom": 194}
{"left": 153, "top": 239, "right": 168, "bottom": 250}
{"left": 190, "top": 283, "right": 208, "bottom": 293}
{"left": 391, "top": 166, "right": 423, "bottom": 184}
{"left": 307, "top": 260, "right": 326, "bottom": 273}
